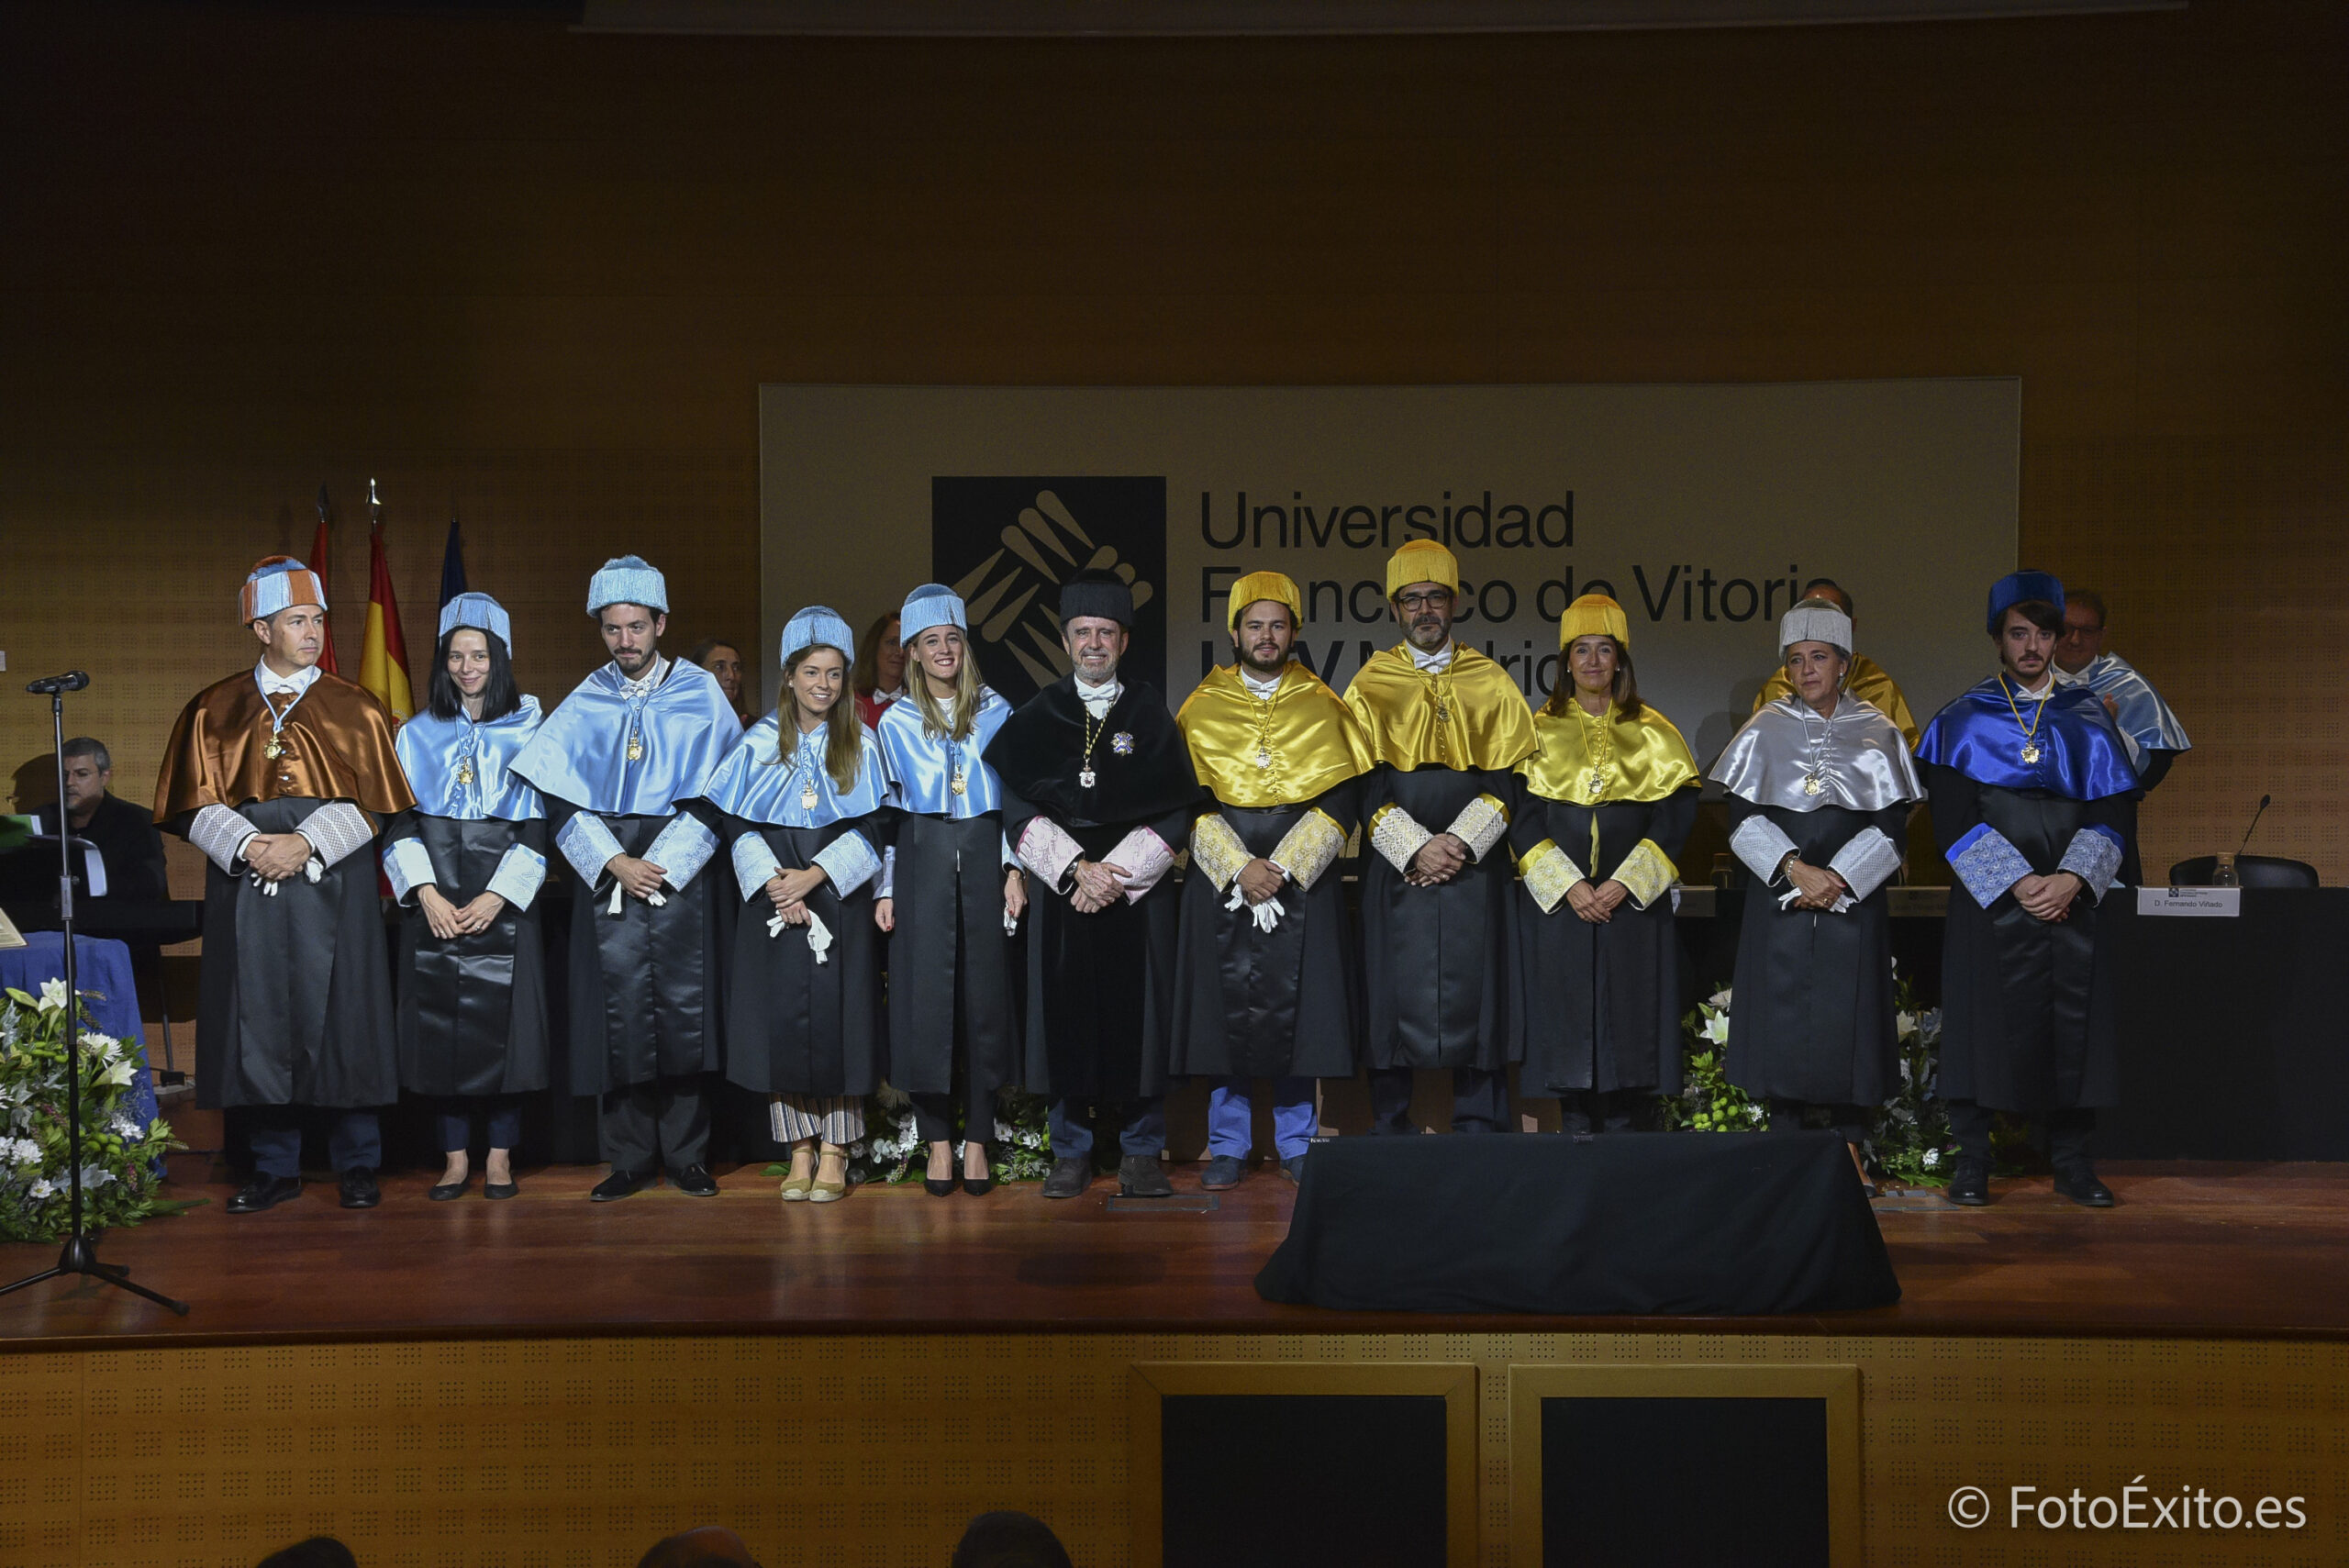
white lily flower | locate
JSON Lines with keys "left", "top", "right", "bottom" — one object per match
{"left": 39, "top": 978, "right": 70, "bottom": 1014}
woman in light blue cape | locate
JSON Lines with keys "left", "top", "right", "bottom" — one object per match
{"left": 869, "top": 584, "right": 1027, "bottom": 1197}
{"left": 382, "top": 594, "right": 549, "bottom": 1200}
{"left": 696, "top": 606, "right": 887, "bottom": 1204}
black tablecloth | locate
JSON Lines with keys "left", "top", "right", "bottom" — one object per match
{"left": 1256, "top": 1129, "right": 1899, "bottom": 1316}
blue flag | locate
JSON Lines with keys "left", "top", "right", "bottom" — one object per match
{"left": 438, "top": 512, "right": 468, "bottom": 609}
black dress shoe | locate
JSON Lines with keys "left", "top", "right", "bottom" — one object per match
{"left": 483, "top": 1179, "right": 519, "bottom": 1201}
{"left": 590, "top": 1168, "right": 653, "bottom": 1202}
{"left": 1944, "top": 1159, "right": 1991, "bottom": 1207}
{"left": 1041, "top": 1155, "right": 1094, "bottom": 1200}
{"left": 1119, "top": 1154, "right": 1173, "bottom": 1198}
{"left": 1199, "top": 1154, "right": 1243, "bottom": 1191}
{"left": 1280, "top": 1153, "right": 1307, "bottom": 1184}
{"left": 2054, "top": 1167, "right": 2116, "bottom": 1207}
{"left": 924, "top": 1175, "right": 959, "bottom": 1196}
{"left": 339, "top": 1167, "right": 382, "bottom": 1209}
{"left": 228, "top": 1174, "right": 302, "bottom": 1214}
{"left": 428, "top": 1173, "right": 472, "bottom": 1202}
{"left": 961, "top": 1173, "right": 995, "bottom": 1197}
{"left": 670, "top": 1163, "right": 719, "bottom": 1197}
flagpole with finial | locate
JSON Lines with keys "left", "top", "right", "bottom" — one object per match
{"left": 310, "top": 484, "right": 340, "bottom": 674}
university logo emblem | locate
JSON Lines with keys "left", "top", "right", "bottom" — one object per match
{"left": 930, "top": 477, "right": 1166, "bottom": 706}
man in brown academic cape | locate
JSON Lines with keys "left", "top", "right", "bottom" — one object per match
{"left": 155, "top": 555, "right": 413, "bottom": 1213}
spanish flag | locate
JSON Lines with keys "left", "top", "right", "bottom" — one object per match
{"left": 357, "top": 491, "right": 414, "bottom": 722}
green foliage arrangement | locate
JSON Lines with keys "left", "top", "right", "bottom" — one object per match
{"left": 1656, "top": 986, "right": 1768, "bottom": 1134}
{"left": 1, "top": 981, "right": 183, "bottom": 1243}
{"left": 843, "top": 1082, "right": 1056, "bottom": 1185}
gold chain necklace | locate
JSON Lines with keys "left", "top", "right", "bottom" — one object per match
{"left": 1998, "top": 674, "right": 2050, "bottom": 764}
{"left": 1078, "top": 707, "right": 1104, "bottom": 790}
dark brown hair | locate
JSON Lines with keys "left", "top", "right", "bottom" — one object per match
{"left": 852, "top": 611, "right": 899, "bottom": 698}
{"left": 1543, "top": 637, "right": 1644, "bottom": 721}
{"left": 779, "top": 643, "right": 863, "bottom": 792}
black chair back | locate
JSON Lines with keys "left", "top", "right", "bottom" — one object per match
{"left": 2167, "top": 855, "right": 2320, "bottom": 889}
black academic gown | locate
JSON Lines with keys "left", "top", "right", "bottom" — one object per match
{"left": 383, "top": 812, "right": 552, "bottom": 1098}
{"left": 723, "top": 817, "right": 886, "bottom": 1097}
{"left": 1358, "top": 763, "right": 1520, "bottom": 1073}
{"left": 1168, "top": 779, "right": 1363, "bottom": 1080}
{"left": 1508, "top": 784, "right": 1698, "bottom": 1096}
{"left": 552, "top": 803, "right": 731, "bottom": 1095}
{"left": 1721, "top": 800, "right": 1909, "bottom": 1107}
{"left": 885, "top": 809, "right": 1018, "bottom": 1100}
{"left": 187, "top": 797, "right": 399, "bottom": 1110}
{"left": 1924, "top": 765, "right": 2129, "bottom": 1115}
{"left": 985, "top": 678, "right": 1200, "bottom": 1105}
{"left": 39, "top": 795, "right": 171, "bottom": 904}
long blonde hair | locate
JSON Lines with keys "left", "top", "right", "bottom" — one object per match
{"left": 780, "top": 644, "right": 862, "bottom": 792}
{"left": 910, "top": 632, "right": 987, "bottom": 743}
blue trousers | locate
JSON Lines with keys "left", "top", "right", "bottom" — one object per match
{"left": 1049, "top": 1097, "right": 1165, "bottom": 1158}
{"left": 438, "top": 1095, "right": 526, "bottom": 1154}
{"left": 248, "top": 1106, "right": 382, "bottom": 1179}
{"left": 1208, "top": 1075, "right": 1318, "bottom": 1159}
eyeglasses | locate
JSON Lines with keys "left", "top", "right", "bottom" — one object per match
{"left": 1397, "top": 591, "right": 1453, "bottom": 612}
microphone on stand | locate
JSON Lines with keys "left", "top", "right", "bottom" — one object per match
{"left": 25, "top": 671, "right": 90, "bottom": 695}
{"left": 2237, "top": 794, "right": 2272, "bottom": 856}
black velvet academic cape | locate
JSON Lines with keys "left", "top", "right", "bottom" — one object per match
{"left": 187, "top": 796, "right": 399, "bottom": 1110}
{"left": 384, "top": 812, "right": 552, "bottom": 1097}
{"left": 884, "top": 809, "right": 1018, "bottom": 1099}
{"left": 1924, "top": 763, "right": 2128, "bottom": 1115}
{"left": 1720, "top": 800, "right": 1909, "bottom": 1107}
{"left": 723, "top": 817, "right": 886, "bottom": 1097}
{"left": 1168, "top": 779, "right": 1363, "bottom": 1080}
{"left": 1508, "top": 784, "right": 1698, "bottom": 1095}
{"left": 985, "top": 677, "right": 1201, "bottom": 1104}
{"left": 552, "top": 803, "right": 730, "bottom": 1095}
{"left": 1360, "top": 763, "right": 1520, "bottom": 1073}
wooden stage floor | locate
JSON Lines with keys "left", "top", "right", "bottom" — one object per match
{"left": 6, "top": 1155, "right": 2347, "bottom": 1348}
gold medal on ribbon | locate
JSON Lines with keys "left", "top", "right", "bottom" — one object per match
{"left": 2021, "top": 743, "right": 2042, "bottom": 764}
{"left": 626, "top": 734, "right": 643, "bottom": 762}
{"left": 1079, "top": 768, "right": 1097, "bottom": 789}
{"left": 801, "top": 784, "right": 818, "bottom": 809}
{"left": 1803, "top": 775, "right": 1822, "bottom": 796}
{"left": 263, "top": 739, "right": 284, "bottom": 761}
{"left": 950, "top": 767, "right": 966, "bottom": 795}
{"left": 456, "top": 760, "right": 475, "bottom": 785}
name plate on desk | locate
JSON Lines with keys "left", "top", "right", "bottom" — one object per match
{"left": 2138, "top": 886, "right": 2243, "bottom": 917}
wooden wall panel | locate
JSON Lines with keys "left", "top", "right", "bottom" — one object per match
{"left": 1, "top": 1, "right": 2342, "bottom": 875}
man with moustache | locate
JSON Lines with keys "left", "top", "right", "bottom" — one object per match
{"left": 2053, "top": 588, "right": 2190, "bottom": 885}
{"left": 983, "top": 570, "right": 1201, "bottom": 1199}
{"left": 1342, "top": 540, "right": 1538, "bottom": 1136}
{"left": 154, "top": 557, "right": 413, "bottom": 1213}
{"left": 511, "top": 556, "right": 740, "bottom": 1200}
{"left": 1171, "top": 573, "right": 1375, "bottom": 1187}
{"left": 1916, "top": 572, "right": 2140, "bottom": 1208}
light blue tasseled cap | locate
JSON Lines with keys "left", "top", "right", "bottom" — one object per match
{"left": 898, "top": 584, "right": 967, "bottom": 643}
{"left": 439, "top": 591, "right": 513, "bottom": 652}
{"left": 587, "top": 555, "right": 668, "bottom": 616}
{"left": 782, "top": 605, "right": 856, "bottom": 667}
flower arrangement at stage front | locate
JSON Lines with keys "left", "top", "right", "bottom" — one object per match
{"left": 1, "top": 980, "right": 184, "bottom": 1243}
{"left": 772, "top": 1081, "right": 1056, "bottom": 1188}
{"left": 1657, "top": 987, "right": 1768, "bottom": 1134}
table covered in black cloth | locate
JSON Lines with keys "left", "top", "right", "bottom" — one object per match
{"left": 1256, "top": 1129, "right": 1899, "bottom": 1316}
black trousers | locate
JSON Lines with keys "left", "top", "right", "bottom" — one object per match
{"left": 914, "top": 1084, "right": 997, "bottom": 1146}
{"left": 1769, "top": 1100, "right": 1872, "bottom": 1148}
{"left": 1948, "top": 1099, "right": 2096, "bottom": 1173}
{"left": 1560, "top": 1088, "right": 1648, "bottom": 1136}
{"left": 601, "top": 1075, "right": 711, "bottom": 1173}
{"left": 247, "top": 1106, "right": 381, "bottom": 1179}
{"left": 438, "top": 1095, "right": 527, "bottom": 1154}
{"left": 1367, "top": 1066, "right": 1510, "bottom": 1136}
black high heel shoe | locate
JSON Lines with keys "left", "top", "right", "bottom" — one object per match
{"left": 923, "top": 1147, "right": 959, "bottom": 1197}
{"left": 961, "top": 1149, "right": 995, "bottom": 1197}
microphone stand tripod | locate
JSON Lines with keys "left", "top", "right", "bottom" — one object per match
{"left": 0, "top": 674, "right": 188, "bottom": 1315}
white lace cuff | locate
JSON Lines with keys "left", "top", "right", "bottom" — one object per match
{"left": 1368, "top": 803, "right": 1434, "bottom": 875}
{"left": 1948, "top": 823, "right": 2033, "bottom": 907}
{"left": 295, "top": 802, "right": 375, "bottom": 871}
{"left": 485, "top": 842, "right": 548, "bottom": 910}
{"left": 1827, "top": 826, "right": 1902, "bottom": 903}
{"left": 188, "top": 804, "right": 259, "bottom": 876}
{"left": 557, "top": 813, "right": 627, "bottom": 888}
{"left": 732, "top": 832, "right": 783, "bottom": 903}
{"left": 1517, "top": 839, "right": 1584, "bottom": 914}
{"left": 645, "top": 813, "right": 718, "bottom": 892}
{"left": 2059, "top": 825, "right": 2125, "bottom": 901}
{"left": 813, "top": 830, "right": 884, "bottom": 898}
{"left": 1017, "top": 817, "right": 1085, "bottom": 892}
{"left": 1729, "top": 814, "right": 1800, "bottom": 886}
{"left": 1269, "top": 807, "right": 1346, "bottom": 891}
{"left": 1189, "top": 814, "right": 1252, "bottom": 893}
{"left": 1444, "top": 793, "right": 1509, "bottom": 862}
{"left": 382, "top": 836, "right": 438, "bottom": 904}
{"left": 1108, "top": 827, "right": 1175, "bottom": 901}
{"left": 1613, "top": 839, "right": 1677, "bottom": 910}
{"left": 878, "top": 845, "right": 896, "bottom": 900}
